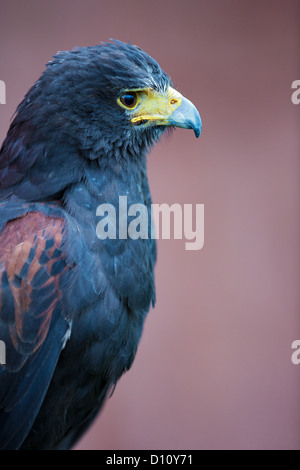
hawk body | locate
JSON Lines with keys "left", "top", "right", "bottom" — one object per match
{"left": 0, "top": 41, "right": 201, "bottom": 449}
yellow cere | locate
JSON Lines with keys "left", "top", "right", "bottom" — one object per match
{"left": 118, "top": 86, "right": 183, "bottom": 126}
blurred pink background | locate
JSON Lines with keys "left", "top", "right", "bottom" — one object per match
{"left": 0, "top": 0, "right": 299, "bottom": 450}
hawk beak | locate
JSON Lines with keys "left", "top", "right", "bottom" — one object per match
{"left": 167, "top": 95, "right": 202, "bottom": 138}
{"left": 130, "top": 86, "right": 202, "bottom": 138}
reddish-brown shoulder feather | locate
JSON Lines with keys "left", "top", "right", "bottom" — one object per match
{"left": 0, "top": 212, "right": 74, "bottom": 449}
{"left": 0, "top": 212, "right": 70, "bottom": 363}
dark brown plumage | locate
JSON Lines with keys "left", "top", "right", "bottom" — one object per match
{"left": 0, "top": 40, "right": 201, "bottom": 449}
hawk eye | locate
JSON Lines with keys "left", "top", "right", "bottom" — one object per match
{"left": 119, "top": 92, "right": 138, "bottom": 109}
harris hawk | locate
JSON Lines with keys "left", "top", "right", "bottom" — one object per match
{"left": 0, "top": 40, "right": 201, "bottom": 450}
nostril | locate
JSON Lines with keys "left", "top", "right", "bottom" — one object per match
{"left": 170, "top": 99, "right": 178, "bottom": 105}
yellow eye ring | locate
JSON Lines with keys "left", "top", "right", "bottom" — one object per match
{"left": 118, "top": 92, "right": 139, "bottom": 110}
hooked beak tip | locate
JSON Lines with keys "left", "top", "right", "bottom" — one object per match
{"left": 168, "top": 96, "right": 202, "bottom": 138}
